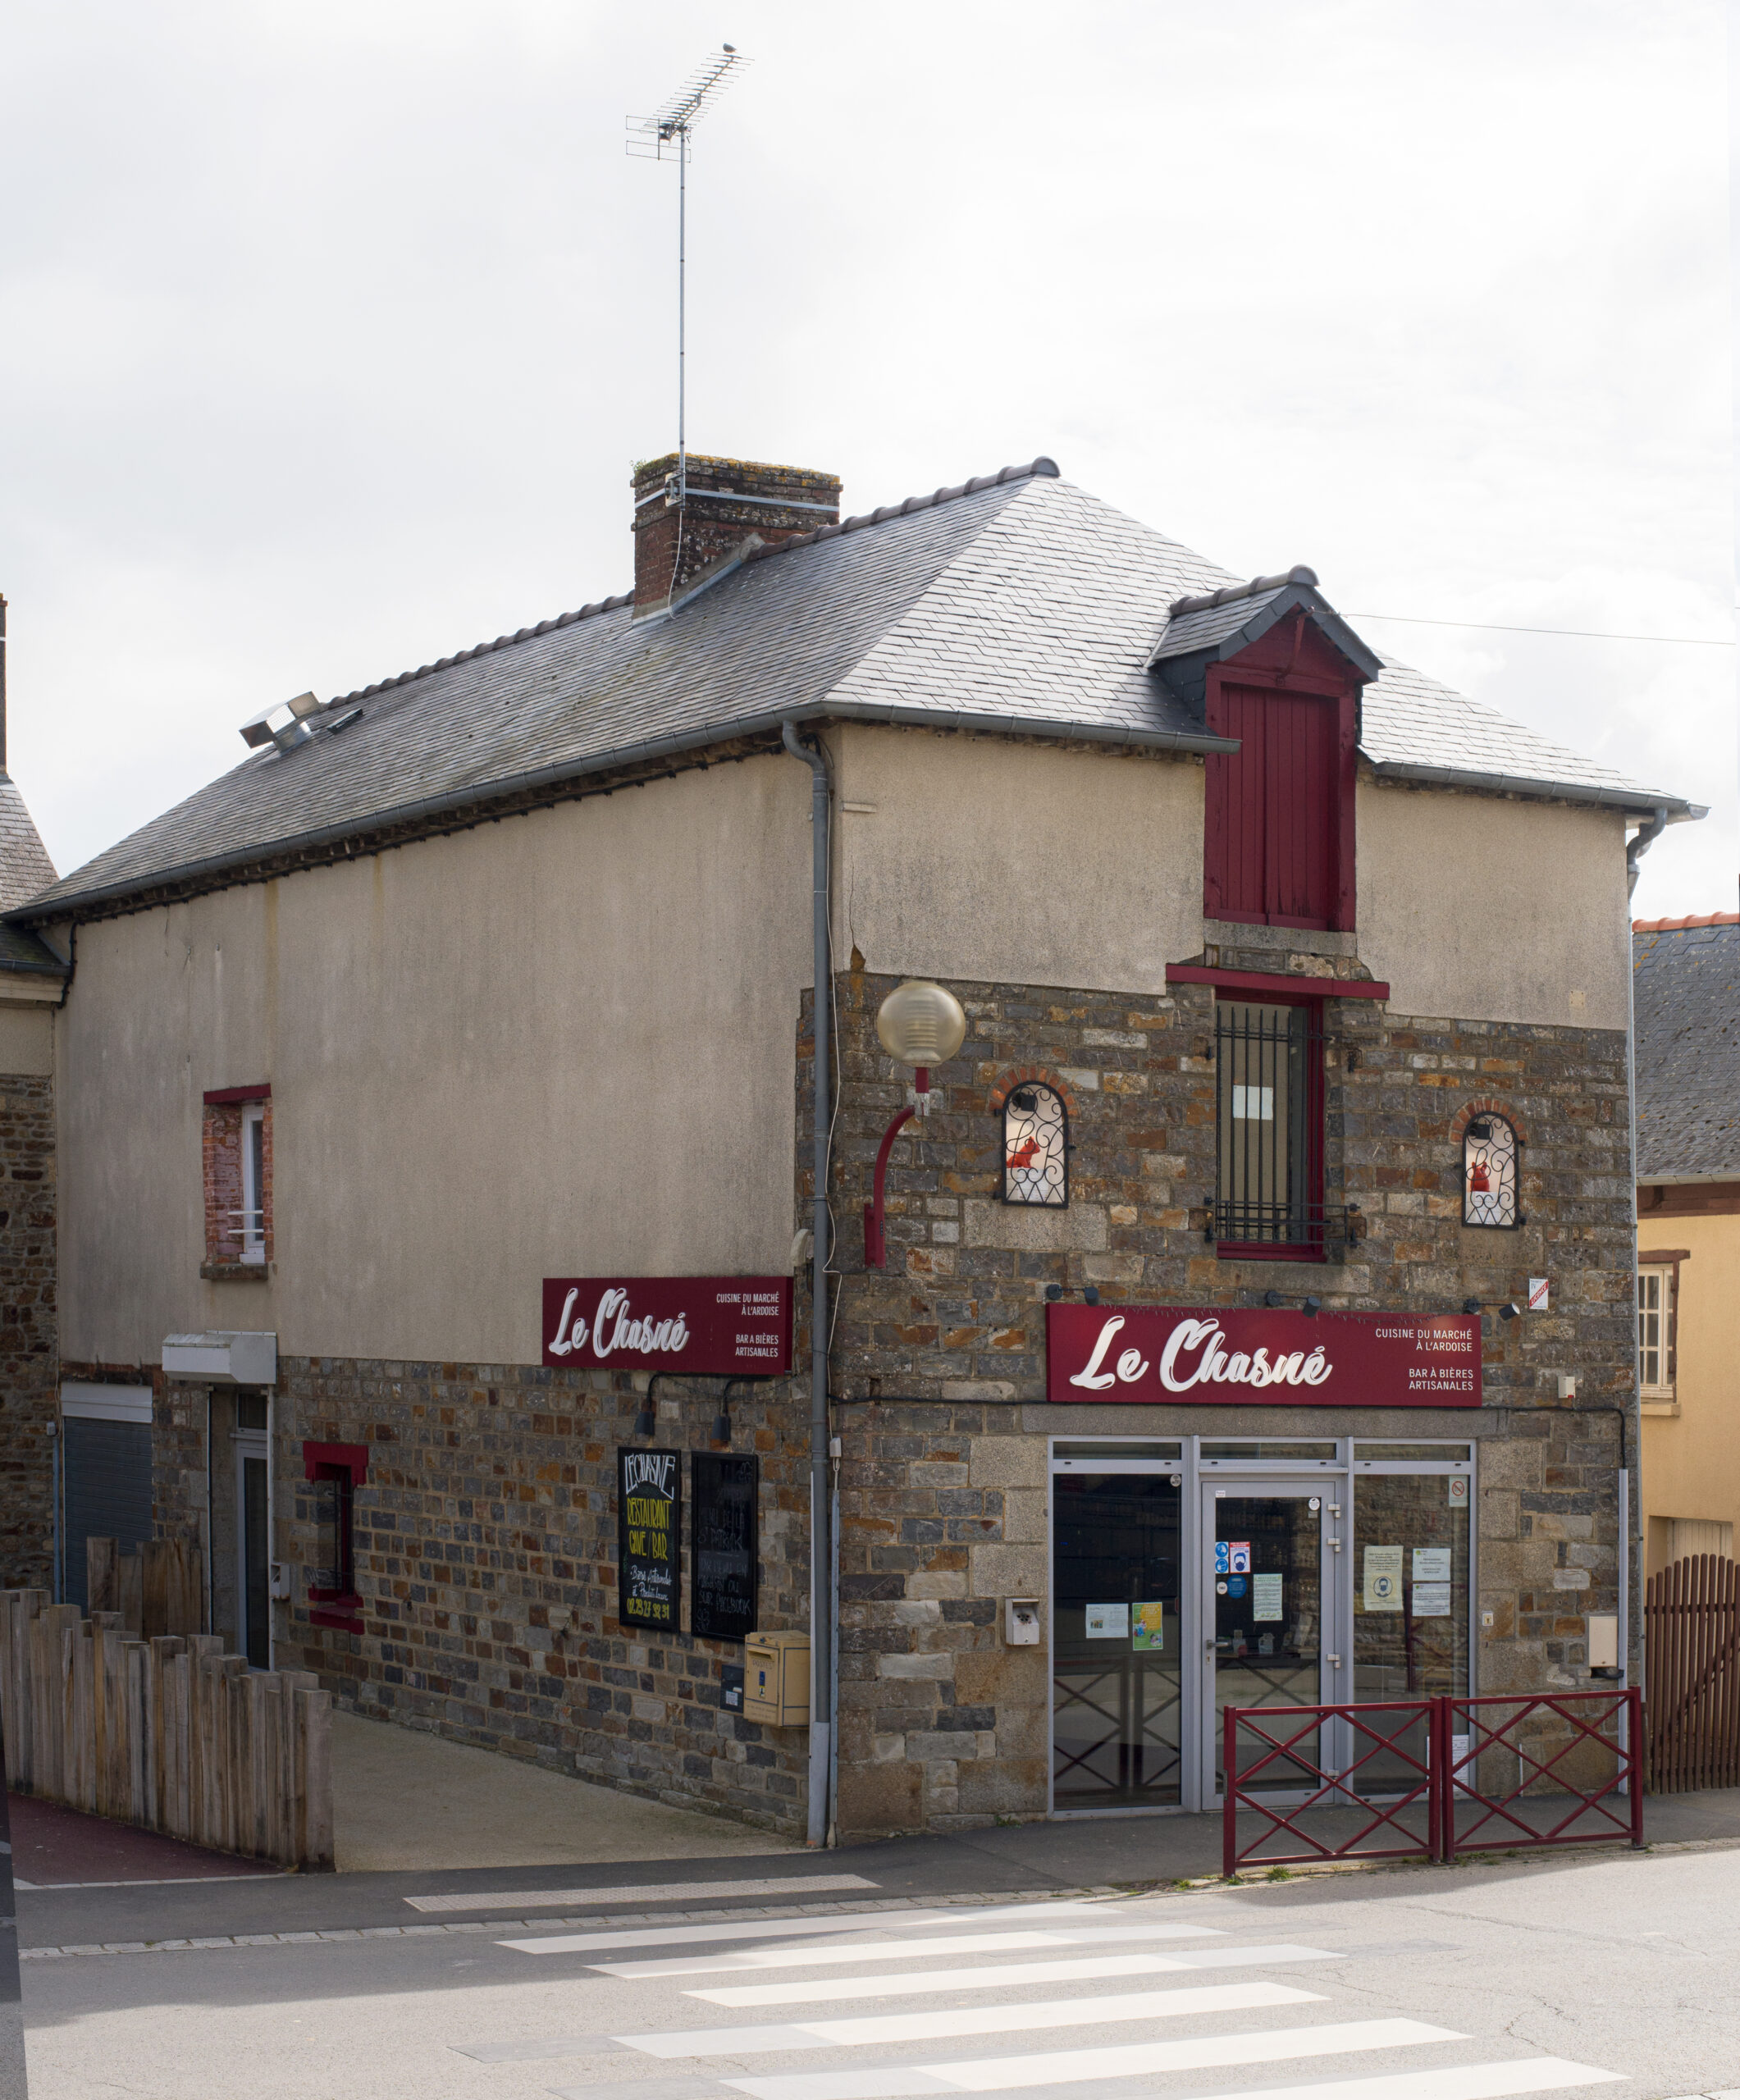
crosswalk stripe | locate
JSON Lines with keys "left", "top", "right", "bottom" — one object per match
{"left": 690, "top": 1943, "right": 1343, "bottom": 2006}
{"left": 405, "top": 1874, "right": 879, "bottom": 1914}
{"left": 592, "top": 1922, "right": 1240, "bottom": 1979}
{"left": 719, "top": 2016, "right": 1463, "bottom": 2098}
{"left": 616, "top": 1979, "right": 1322, "bottom": 2056}
{"left": 500, "top": 1904, "right": 1200, "bottom": 1959}
{"left": 1107, "top": 2063, "right": 1628, "bottom": 2100}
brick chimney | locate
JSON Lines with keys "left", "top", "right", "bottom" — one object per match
{"left": 632, "top": 452, "right": 842, "bottom": 616}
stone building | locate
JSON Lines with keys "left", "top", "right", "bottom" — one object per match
{"left": 0, "top": 596, "right": 65, "bottom": 1594}
{"left": 9, "top": 455, "right": 1698, "bottom": 1839}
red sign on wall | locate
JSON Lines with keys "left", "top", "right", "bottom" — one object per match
{"left": 542, "top": 1277, "right": 792, "bottom": 1375}
{"left": 1045, "top": 1303, "right": 1482, "bottom": 1408}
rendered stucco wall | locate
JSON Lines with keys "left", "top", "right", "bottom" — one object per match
{"left": 1640, "top": 1212, "right": 1740, "bottom": 1569}
{"left": 57, "top": 756, "right": 812, "bottom": 1367}
{"left": 1357, "top": 782, "right": 1630, "bottom": 1029}
{"left": 829, "top": 725, "right": 1205, "bottom": 994}
{"left": 0, "top": 1007, "right": 53, "bottom": 1078}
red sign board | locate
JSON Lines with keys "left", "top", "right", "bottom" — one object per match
{"left": 542, "top": 1276, "right": 792, "bottom": 1376}
{"left": 1045, "top": 1303, "right": 1481, "bottom": 1408}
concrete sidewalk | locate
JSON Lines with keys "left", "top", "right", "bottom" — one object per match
{"left": 331, "top": 1710, "right": 804, "bottom": 1871}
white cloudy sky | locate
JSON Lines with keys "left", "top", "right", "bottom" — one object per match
{"left": 1, "top": 0, "right": 1732, "bottom": 918}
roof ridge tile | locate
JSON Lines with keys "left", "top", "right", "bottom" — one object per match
{"left": 331, "top": 459, "right": 1062, "bottom": 710}
{"left": 1633, "top": 911, "right": 1740, "bottom": 933}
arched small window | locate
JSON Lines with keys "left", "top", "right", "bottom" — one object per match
{"left": 1463, "top": 1113, "right": 1519, "bottom": 1228}
{"left": 1003, "top": 1083, "right": 1068, "bottom": 1207}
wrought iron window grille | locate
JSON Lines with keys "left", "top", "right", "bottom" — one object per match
{"left": 1462, "top": 1113, "right": 1521, "bottom": 1229}
{"left": 1210, "top": 998, "right": 1341, "bottom": 1254}
{"left": 1002, "top": 1083, "right": 1069, "bottom": 1207}
{"left": 308, "top": 1470, "right": 355, "bottom": 1601}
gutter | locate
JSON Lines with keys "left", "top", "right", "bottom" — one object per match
{"left": 1637, "top": 1171, "right": 1740, "bottom": 1188}
{"left": 11, "top": 703, "right": 1241, "bottom": 928}
{"left": 1373, "top": 762, "right": 1698, "bottom": 821}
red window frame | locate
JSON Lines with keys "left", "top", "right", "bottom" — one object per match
{"left": 1211, "top": 984, "right": 1328, "bottom": 1265}
{"left": 304, "top": 1440, "right": 368, "bottom": 1631}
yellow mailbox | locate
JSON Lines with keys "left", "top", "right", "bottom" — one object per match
{"left": 743, "top": 1630, "right": 810, "bottom": 1726}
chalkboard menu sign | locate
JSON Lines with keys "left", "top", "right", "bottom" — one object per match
{"left": 617, "top": 1447, "right": 681, "bottom": 1631}
{"left": 691, "top": 1452, "right": 759, "bottom": 1641}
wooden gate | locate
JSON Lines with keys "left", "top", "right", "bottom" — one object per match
{"left": 1645, "top": 1554, "right": 1740, "bottom": 1792}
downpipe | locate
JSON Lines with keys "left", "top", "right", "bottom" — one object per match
{"left": 1621, "top": 807, "right": 1667, "bottom": 1693}
{"left": 783, "top": 721, "right": 834, "bottom": 1848}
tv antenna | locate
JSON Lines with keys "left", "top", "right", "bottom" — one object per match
{"left": 628, "top": 45, "right": 750, "bottom": 507}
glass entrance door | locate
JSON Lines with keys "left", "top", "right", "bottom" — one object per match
{"left": 1051, "top": 1468, "right": 1182, "bottom": 1808}
{"left": 1203, "top": 1483, "right": 1329, "bottom": 1796}
{"left": 236, "top": 1439, "right": 270, "bottom": 1669}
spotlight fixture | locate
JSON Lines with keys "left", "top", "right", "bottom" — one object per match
{"left": 1044, "top": 1284, "right": 1063, "bottom": 1302}
{"left": 1302, "top": 1296, "right": 1322, "bottom": 1317}
{"left": 1462, "top": 1298, "right": 1483, "bottom": 1316}
{"left": 633, "top": 1402, "right": 656, "bottom": 1438}
{"left": 1499, "top": 1302, "right": 1521, "bottom": 1322}
{"left": 710, "top": 1407, "right": 731, "bottom": 1443}
{"left": 1083, "top": 1286, "right": 1101, "bottom": 1306}
{"left": 1264, "top": 1290, "right": 1285, "bottom": 1308}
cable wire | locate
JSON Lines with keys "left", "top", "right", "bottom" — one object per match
{"left": 1350, "top": 611, "right": 1733, "bottom": 647}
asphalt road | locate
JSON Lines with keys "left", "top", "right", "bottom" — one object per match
{"left": 18, "top": 1845, "right": 1740, "bottom": 2099}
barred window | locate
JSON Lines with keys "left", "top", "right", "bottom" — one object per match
{"left": 1462, "top": 1113, "right": 1519, "bottom": 1229}
{"left": 1213, "top": 999, "right": 1326, "bottom": 1253}
{"left": 1003, "top": 1084, "right": 1068, "bottom": 1207}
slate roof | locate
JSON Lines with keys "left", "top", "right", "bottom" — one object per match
{"left": 10, "top": 463, "right": 1696, "bottom": 923}
{"left": 1633, "top": 917, "right": 1740, "bottom": 1179}
{"left": 0, "top": 778, "right": 65, "bottom": 975}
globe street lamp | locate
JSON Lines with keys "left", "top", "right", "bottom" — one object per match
{"left": 865, "top": 981, "right": 967, "bottom": 1268}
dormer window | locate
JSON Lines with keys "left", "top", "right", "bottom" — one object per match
{"left": 1203, "top": 639, "right": 1358, "bottom": 931}
{"left": 1003, "top": 1084, "right": 1068, "bottom": 1207}
{"left": 1149, "top": 579, "right": 1374, "bottom": 938}
{"left": 1462, "top": 1113, "right": 1519, "bottom": 1229}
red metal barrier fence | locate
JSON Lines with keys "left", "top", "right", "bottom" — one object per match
{"left": 1224, "top": 1688, "right": 1643, "bottom": 1876}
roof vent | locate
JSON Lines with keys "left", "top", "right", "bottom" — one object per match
{"left": 240, "top": 692, "right": 321, "bottom": 753}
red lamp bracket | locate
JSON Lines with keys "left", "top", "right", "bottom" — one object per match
{"left": 865, "top": 1066, "right": 928, "bottom": 1268}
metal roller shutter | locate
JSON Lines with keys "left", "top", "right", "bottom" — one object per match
{"left": 62, "top": 1418, "right": 153, "bottom": 1610}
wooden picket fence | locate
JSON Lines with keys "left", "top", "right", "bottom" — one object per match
{"left": 1644, "top": 1554, "right": 1740, "bottom": 1793}
{"left": 0, "top": 1587, "right": 333, "bottom": 1869}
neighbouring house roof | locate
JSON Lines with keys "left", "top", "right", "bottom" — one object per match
{"left": 1633, "top": 915, "right": 1740, "bottom": 1180}
{"left": 0, "top": 776, "right": 65, "bottom": 975}
{"left": 10, "top": 461, "right": 1696, "bottom": 924}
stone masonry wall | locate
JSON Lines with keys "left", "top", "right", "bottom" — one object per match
{"left": 268, "top": 1358, "right": 814, "bottom": 1837}
{"left": 824, "top": 961, "right": 1636, "bottom": 1838}
{"left": 0, "top": 1073, "right": 56, "bottom": 1589}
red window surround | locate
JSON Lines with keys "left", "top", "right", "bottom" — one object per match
{"left": 201, "top": 1083, "right": 273, "bottom": 1268}
{"left": 304, "top": 1440, "right": 368, "bottom": 1632}
{"left": 1203, "top": 619, "right": 1359, "bottom": 933}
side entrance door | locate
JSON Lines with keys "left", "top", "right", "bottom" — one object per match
{"left": 1200, "top": 1479, "right": 1343, "bottom": 1800}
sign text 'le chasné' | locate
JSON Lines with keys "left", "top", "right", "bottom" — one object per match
{"left": 1045, "top": 1303, "right": 1482, "bottom": 1408}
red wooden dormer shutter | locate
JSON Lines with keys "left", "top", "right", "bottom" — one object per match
{"left": 1203, "top": 620, "right": 1358, "bottom": 932}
